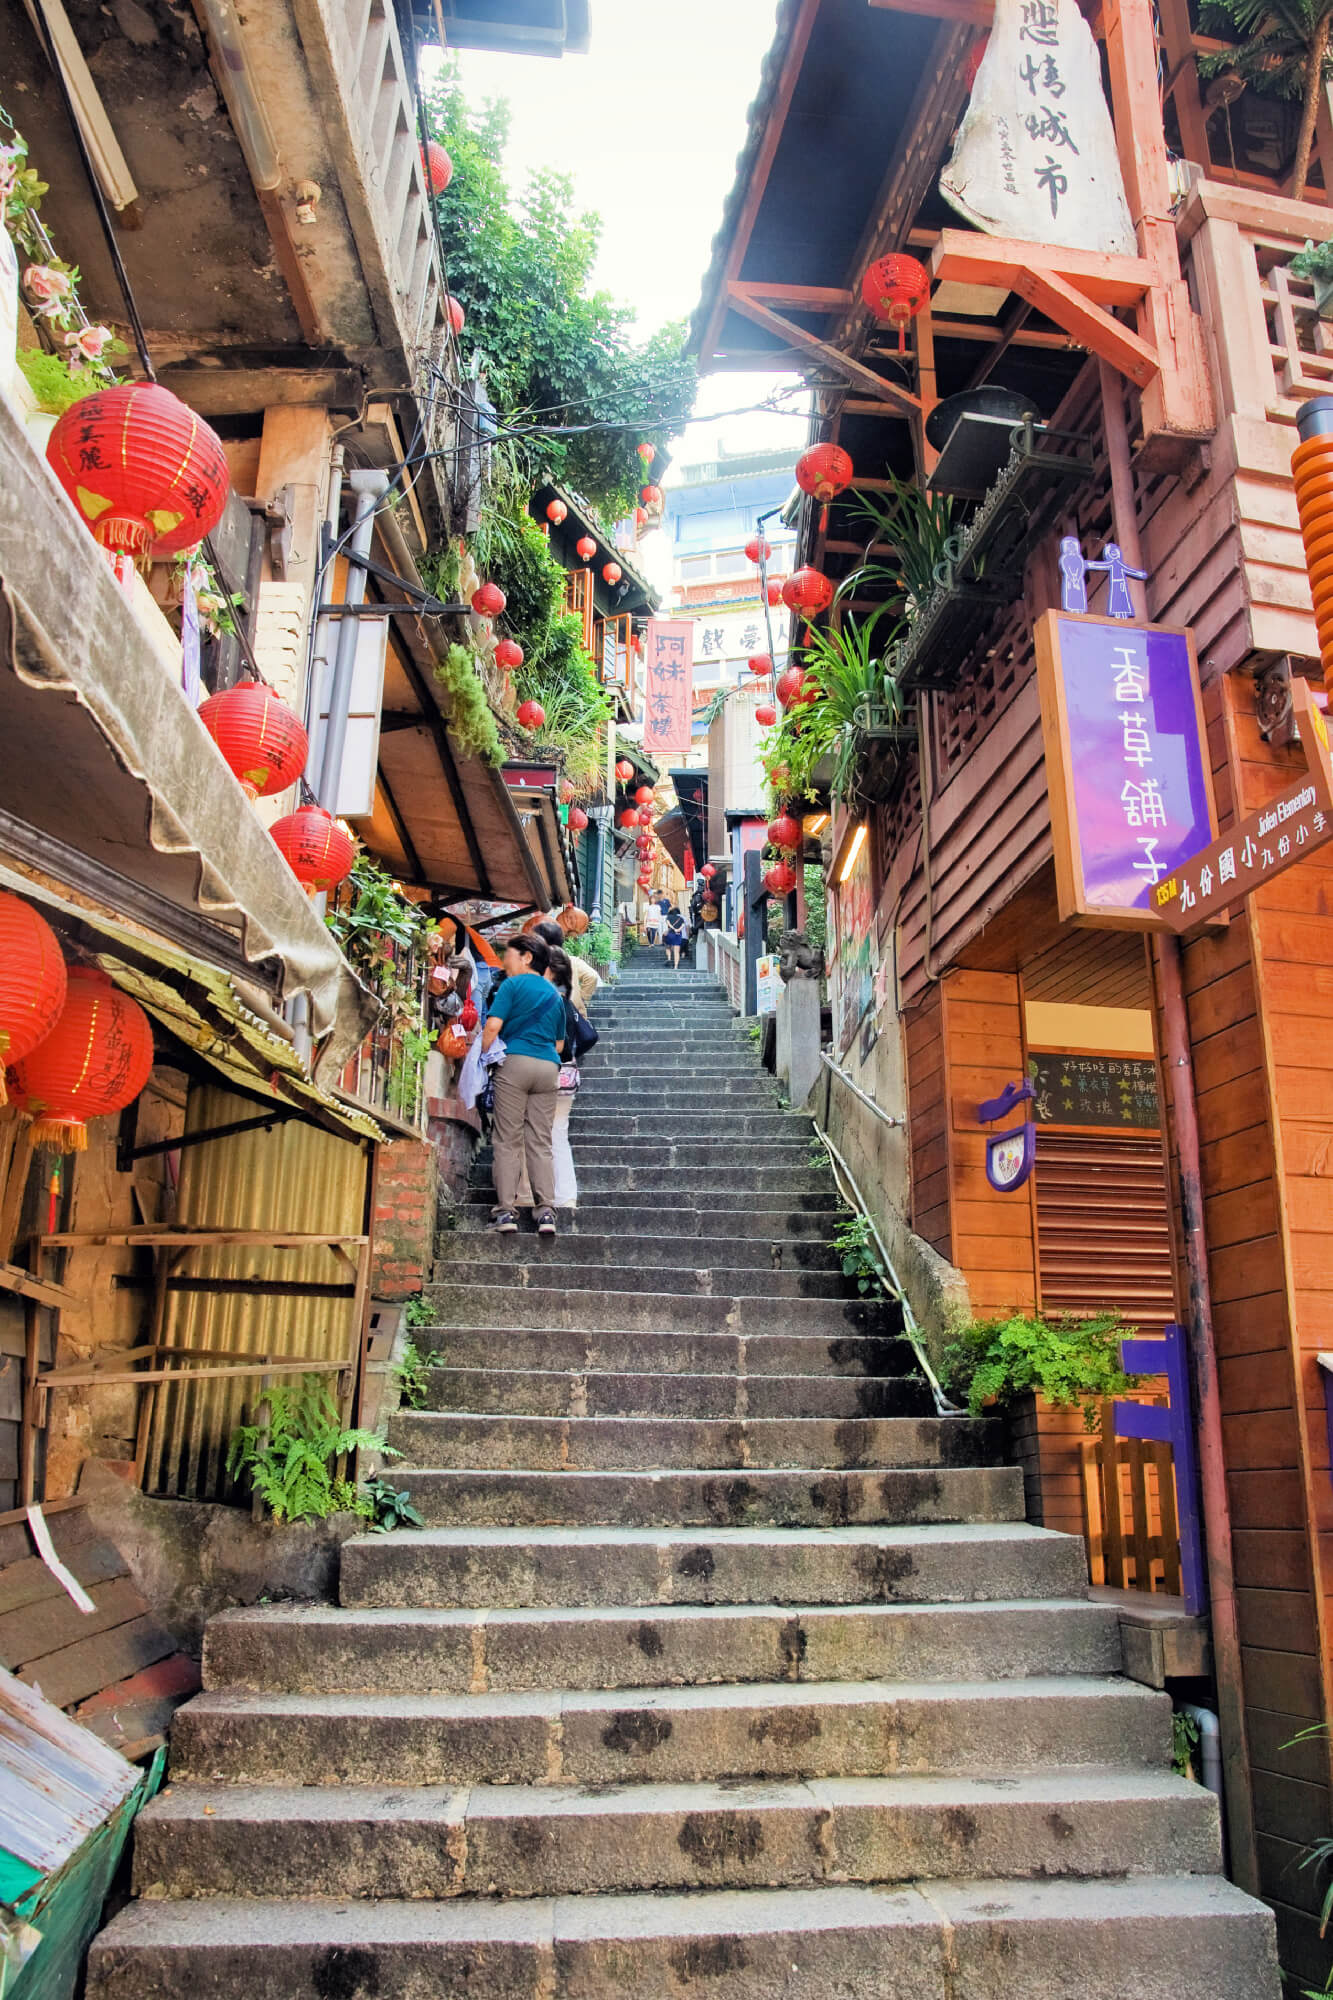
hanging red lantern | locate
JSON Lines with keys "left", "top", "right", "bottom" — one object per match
{"left": 766, "top": 580, "right": 783, "bottom": 607}
{"left": 576, "top": 536, "right": 597, "bottom": 562}
{"left": 701, "top": 862, "right": 716, "bottom": 879}
{"left": 630, "top": 631, "right": 644, "bottom": 655}
{"left": 445, "top": 294, "right": 466, "bottom": 334}
{"left": 755, "top": 702, "right": 778, "bottom": 727}
{"left": 618, "top": 808, "right": 638, "bottom": 828}
{"left": 640, "top": 485, "right": 662, "bottom": 507}
{"left": 197, "top": 682, "right": 309, "bottom": 801}
{"left": 421, "top": 141, "right": 453, "bottom": 194}
{"left": 0, "top": 894, "right": 67, "bottom": 1109}
{"left": 271, "top": 805, "right": 356, "bottom": 893}
{"left": 602, "top": 562, "right": 623, "bottom": 585}
{"left": 472, "top": 582, "right": 506, "bottom": 617}
{"left": 637, "top": 806, "right": 654, "bottom": 826}
{"left": 637, "top": 442, "right": 655, "bottom": 466}
{"left": 615, "top": 758, "right": 635, "bottom": 783}
{"left": 796, "top": 443, "right": 855, "bottom": 534}
{"left": 776, "top": 666, "right": 808, "bottom": 708}
{"left": 860, "top": 252, "right": 930, "bottom": 353}
{"left": 768, "top": 813, "right": 802, "bottom": 851}
{"left": 48, "top": 383, "right": 230, "bottom": 559}
{"left": 517, "top": 699, "right": 545, "bottom": 730}
{"left": 635, "top": 785, "right": 655, "bottom": 805}
{"left": 546, "top": 499, "right": 568, "bottom": 525}
{"left": 559, "top": 780, "right": 577, "bottom": 804}
{"left": 748, "top": 654, "right": 773, "bottom": 678}
{"left": 16, "top": 967, "right": 154, "bottom": 1153}
{"left": 494, "top": 637, "right": 524, "bottom": 672}
{"left": 763, "top": 860, "right": 797, "bottom": 896}
{"left": 744, "top": 535, "right": 771, "bottom": 565}
{"left": 567, "top": 805, "right": 589, "bottom": 832}
{"left": 782, "top": 567, "right": 835, "bottom": 617}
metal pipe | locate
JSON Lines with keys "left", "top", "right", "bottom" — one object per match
{"left": 305, "top": 444, "right": 346, "bottom": 755}
{"left": 317, "top": 470, "right": 388, "bottom": 811}
{"left": 1180, "top": 1702, "right": 1224, "bottom": 1809}
{"left": 820, "top": 1051, "right": 904, "bottom": 1129}
{"left": 194, "top": 0, "right": 282, "bottom": 190}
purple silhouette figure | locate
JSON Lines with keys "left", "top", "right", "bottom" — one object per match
{"left": 1059, "top": 535, "right": 1088, "bottom": 613}
{"left": 1084, "top": 540, "right": 1148, "bottom": 620}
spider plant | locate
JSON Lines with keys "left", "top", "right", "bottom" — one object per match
{"left": 836, "top": 471, "right": 962, "bottom": 623}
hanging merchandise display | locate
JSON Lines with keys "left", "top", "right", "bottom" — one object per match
{"left": 744, "top": 536, "right": 771, "bottom": 565}
{"left": 270, "top": 804, "right": 357, "bottom": 892}
{"left": 782, "top": 567, "right": 835, "bottom": 617}
{"left": 0, "top": 893, "right": 67, "bottom": 1107}
{"left": 615, "top": 758, "right": 635, "bottom": 783}
{"left": 494, "top": 638, "right": 523, "bottom": 672}
{"left": 859, "top": 254, "right": 930, "bottom": 355}
{"left": 471, "top": 582, "right": 506, "bottom": 617}
{"left": 567, "top": 805, "right": 589, "bottom": 832}
{"left": 767, "top": 813, "right": 802, "bottom": 851}
{"left": 197, "top": 682, "right": 309, "bottom": 800}
{"left": 421, "top": 141, "right": 453, "bottom": 193}
{"left": 576, "top": 536, "right": 597, "bottom": 562}
{"left": 47, "top": 383, "right": 229, "bottom": 558}
{"left": 701, "top": 863, "right": 716, "bottom": 880}
{"left": 16, "top": 967, "right": 154, "bottom": 1152}
{"left": 445, "top": 295, "right": 466, "bottom": 334}
{"left": 755, "top": 703, "right": 778, "bottom": 726}
{"left": 546, "top": 499, "right": 568, "bottom": 525}
{"left": 602, "top": 562, "right": 623, "bottom": 585}
{"left": 516, "top": 699, "right": 545, "bottom": 729}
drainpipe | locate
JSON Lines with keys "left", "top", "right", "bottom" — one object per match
{"left": 1099, "top": 358, "right": 1258, "bottom": 1892}
{"left": 1181, "top": 1703, "right": 1224, "bottom": 1808}
{"left": 317, "top": 470, "right": 388, "bottom": 810}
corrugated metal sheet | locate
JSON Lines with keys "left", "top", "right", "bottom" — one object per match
{"left": 0, "top": 1667, "right": 136, "bottom": 1894}
{"left": 144, "top": 1084, "right": 371, "bottom": 1502}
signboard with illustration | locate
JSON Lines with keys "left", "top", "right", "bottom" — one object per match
{"left": 755, "top": 953, "right": 780, "bottom": 1015}
{"left": 1029, "top": 1050, "right": 1161, "bottom": 1130}
{"left": 833, "top": 831, "right": 877, "bottom": 1054}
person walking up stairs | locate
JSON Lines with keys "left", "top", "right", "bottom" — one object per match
{"left": 89, "top": 951, "right": 1280, "bottom": 1997}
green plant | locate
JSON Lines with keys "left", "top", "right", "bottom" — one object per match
{"left": 388, "top": 1023, "right": 433, "bottom": 1119}
{"left": 839, "top": 474, "right": 962, "bottom": 623}
{"left": 831, "top": 1209, "right": 884, "bottom": 1297}
{"left": 435, "top": 642, "right": 504, "bottom": 766}
{"left": 1172, "top": 1707, "right": 1202, "bottom": 1779}
{"left": 361, "top": 1474, "right": 425, "bottom": 1534}
{"left": 939, "top": 1309, "right": 1134, "bottom": 1427}
{"left": 746, "top": 1021, "right": 763, "bottom": 1044}
{"left": 15, "top": 343, "right": 99, "bottom": 414}
{"left": 1292, "top": 237, "right": 1333, "bottom": 283}
{"left": 225, "top": 1377, "right": 392, "bottom": 1523}
{"left": 391, "top": 1338, "right": 435, "bottom": 1410}
{"left": 402, "top": 1295, "right": 435, "bottom": 1330}
{"left": 569, "top": 919, "right": 614, "bottom": 967}
{"left": 1198, "top": 0, "right": 1333, "bottom": 200}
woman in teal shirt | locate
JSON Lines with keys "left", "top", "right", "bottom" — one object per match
{"left": 481, "top": 932, "right": 566, "bottom": 1233}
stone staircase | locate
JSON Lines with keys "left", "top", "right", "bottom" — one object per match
{"left": 88, "top": 950, "right": 1280, "bottom": 1996}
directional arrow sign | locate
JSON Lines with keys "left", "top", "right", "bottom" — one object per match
{"left": 1152, "top": 678, "right": 1333, "bottom": 932}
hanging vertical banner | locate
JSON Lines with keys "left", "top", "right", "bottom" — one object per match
{"left": 940, "top": 0, "right": 1136, "bottom": 258}
{"left": 1036, "top": 609, "right": 1216, "bottom": 928}
{"left": 642, "top": 619, "right": 694, "bottom": 754}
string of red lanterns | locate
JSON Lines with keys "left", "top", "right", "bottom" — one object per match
{"left": 270, "top": 805, "right": 357, "bottom": 894}
{"left": 615, "top": 758, "right": 635, "bottom": 783}
{"left": 16, "top": 968, "right": 155, "bottom": 1154}
{"left": 197, "top": 683, "right": 308, "bottom": 801}
{"left": 860, "top": 252, "right": 929, "bottom": 354}
{"left": 755, "top": 702, "right": 778, "bottom": 726}
{"left": 0, "top": 894, "right": 67, "bottom": 1109}
{"left": 495, "top": 637, "right": 523, "bottom": 672}
{"left": 517, "top": 699, "right": 545, "bottom": 730}
{"left": 576, "top": 536, "right": 597, "bottom": 563}
{"left": 546, "top": 499, "right": 567, "bottom": 525}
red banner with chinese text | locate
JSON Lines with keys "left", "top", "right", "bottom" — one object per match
{"left": 642, "top": 620, "right": 694, "bottom": 754}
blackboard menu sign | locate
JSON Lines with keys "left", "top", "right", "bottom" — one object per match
{"left": 1029, "top": 1051, "right": 1161, "bottom": 1131}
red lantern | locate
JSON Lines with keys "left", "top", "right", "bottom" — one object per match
{"left": 763, "top": 860, "right": 797, "bottom": 896}
{"left": 634, "top": 507, "right": 648, "bottom": 530}
{"left": 48, "top": 384, "right": 229, "bottom": 559}
{"left": 472, "top": 582, "right": 506, "bottom": 617}
{"left": 0, "top": 894, "right": 67, "bottom": 1108}
{"left": 576, "top": 536, "right": 597, "bottom": 562}
{"left": 744, "top": 536, "right": 771, "bottom": 565}
{"left": 445, "top": 294, "right": 466, "bottom": 335}
{"left": 782, "top": 567, "right": 835, "bottom": 617}
{"left": 748, "top": 654, "right": 773, "bottom": 678}
{"left": 755, "top": 703, "right": 778, "bottom": 726}
{"left": 768, "top": 813, "right": 802, "bottom": 851}
{"left": 640, "top": 485, "right": 662, "bottom": 507}
{"left": 618, "top": 809, "right": 638, "bottom": 829}
{"left": 860, "top": 252, "right": 930, "bottom": 353}
{"left": 559, "top": 780, "right": 576, "bottom": 804}
{"left": 776, "top": 667, "right": 807, "bottom": 709}
{"left": 517, "top": 699, "right": 545, "bottom": 730}
{"left": 615, "top": 758, "right": 635, "bottom": 783}
{"left": 635, "top": 785, "right": 655, "bottom": 805}
{"left": 637, "top": 874, "right": 652, "bottom": 888}
{"left": 637, "top": 806, "right": 654, "bottom": 825}
{"left": 630, "top": 632, "right": 644, "bottom": 655}
{"left": 567, "top": 805, "right": 589, "bottom": 832}
{"left": 197, "top": 682, "right": 309, "bottom": 801}
{"left": 766, "top": 580, "right": 783, "bottom": 607}
{"left": 637, "top": 442, "right": 655, "bottom": 465}
{"left": 796, "top": 443, "right": 854, "bottom": 534}
{"left": 421, "top": 141, "right": 453, "bottom": 194}
{"left": 271, "top": 805, "right": 356, "bottom": 893}
{"left": 546, "top": 499, "right": 568, "bottom": 525}
{"left": 603, "top": 562, "right": 623, "bottom": 585}
{"left": 636, "top": 835, "right": 653, "bottom": 852}
{"left": 16, "top": 968, "right": 154, "bottom": 1153}
{"left": 701, "top": 863, "right": 716, "bottom": 880}
{"left": 494, "top": 638, "right": 524, "bottom": 672}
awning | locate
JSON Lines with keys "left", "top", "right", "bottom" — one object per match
{"left": 0, "top": 396, "right": 373, "bottom": 1075}
{"left": 669, "top": 771, "right": 710, "bottom": 874}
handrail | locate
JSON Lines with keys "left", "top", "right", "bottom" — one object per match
{"left": 819, "top": 1051, "right": 904, "bottom": 1129}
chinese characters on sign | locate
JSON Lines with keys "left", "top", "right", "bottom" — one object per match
{"left": 1036, "top": 611, "right": 1215, "bottom": 927}
{"left": 641, "top": 619, "right": 694, "bottom": 754}
{"left": 1153, "top": 677, "right": 1333, "bottom": 929}
{"left": 939, "top": 0, "right": 1136, "bottom": 257}
{"left": 1028, "top": 1051, "right": 1161, "bottom": 1130}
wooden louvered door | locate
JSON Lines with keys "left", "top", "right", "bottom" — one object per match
{"left": 1035, "top": 1130, "right": 1177, "bottom": 1332}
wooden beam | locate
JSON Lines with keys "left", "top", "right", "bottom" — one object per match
{"left": 725, "top": 285, "right": 921, "bottom": 417}
{"left": 0, "top": 1261, "right": 77, "bottom": 1311}
{"left": 964, "top": 301, "right": 1033, "bottom": 391}
{"left": 698, "top": 0, "right": 823, "bottom": 361}
{"left": 1009, "top": 262, "right": 1160, "bottom": 389}
{"left": 932, "top": 230, "right": 1157, "bottom": 307}
{"left": 730, "top": 281, "right": 854, "bottom": 311}
{"left": 867, "top": 0, "right": 992, "bottom": 20}
{"left": 1157, "top": 0, "right": 1211, "bottom": 169}
{"left": 927, "top": 318, "right": 1076, "bottom": 352}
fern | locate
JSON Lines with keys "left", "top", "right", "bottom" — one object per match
{"left": 226, "top": 1377, "right": 397, "bottom": 1523}
{"left": 937, "top": 1310, "right": 1134, "bottom": 1428}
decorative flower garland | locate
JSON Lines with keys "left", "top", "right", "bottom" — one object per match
{"left": 0, "top": 116, "right": 123, "bottom": 388}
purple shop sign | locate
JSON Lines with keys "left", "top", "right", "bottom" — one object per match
{"left": 1035, "top": 609, "right": 1217, "bottom": 929}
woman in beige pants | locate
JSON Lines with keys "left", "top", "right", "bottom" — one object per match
{"left": 482, "top": 934, "right": 565, "bottom": 1233}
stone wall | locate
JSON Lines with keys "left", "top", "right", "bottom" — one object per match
{"left": 370, "top": 1134, "right": 437, "bottom": 1300}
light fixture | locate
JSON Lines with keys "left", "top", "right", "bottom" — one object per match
{"left": 805, "top": 813, "right": 829, "bottom": 835}
{"left": 838, "top": 823, "right": 868, "bottom": 882}
{"left": 196, "top": 0, "right": 282, "bottom": 191}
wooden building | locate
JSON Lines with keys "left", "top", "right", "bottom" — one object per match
{"left": 693, "top": 0, "right": 1333, "bottom": 1983}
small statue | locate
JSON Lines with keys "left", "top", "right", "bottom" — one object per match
{"left": 778, "top": 929, "right": 824, "bottom": 983}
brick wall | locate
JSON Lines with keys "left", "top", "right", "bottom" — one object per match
{"left": 370, "top": 1136, "right": 437, "bottom": 1300}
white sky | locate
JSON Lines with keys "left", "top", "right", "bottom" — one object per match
{"left": 436, "top": 2, "right": 807, "bottom": 474}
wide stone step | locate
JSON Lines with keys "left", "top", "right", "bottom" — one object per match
{"left": 86, "top": 1877, "right": 1281, "bottom": 2000}
{"left": 166, "top": 1675, "right": 1167, "bottom": 1787}
{"left": 575, "top": 1061, "right": 765, "bottom": 1081}
{"left": 415, "top": 1366, "right": 934, "bottom": 1420}
{"left": 474, "top": 1165, "right": 834, "bottom": 1196}
{"left": 339, "top": 1521, "right": 1089, "bottom": 1611}
{"left": 441, "top": 1227, "right": 843, "bottom": 1270}
{"left": 201, "top": 1597, "right": 1125, "bottom": 1696}
{"left": 418, "top": 1285, "right": 901, "bottom": 1340}
{"left": 478, "top": 1141, "right": 817, "bottom": 1170}
{"left": 432, "top": 1258, "right": 858, "bottom": 1301}
{"left": 133, "top": 1767, "right": 1219, "bottom": 1902}
{"left": 575, "top": 1082, "right": 784, "bottom": 1106}
{"left": 455, "top": 1200, "right": 842, "bottom": 1238}
{"left": 568, "top": 1114, "right": 813, "bottom": 1139}
{"left": 413, "top": 1329, "right": 914, "bottom": 1380}
{"left": 394, "top": 1465, "right": 1023, "bottom": 1531}
{"left": 387, "top": 1412, "right": 996, "bottom": 1472}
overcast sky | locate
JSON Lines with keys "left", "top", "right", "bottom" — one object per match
{"left": 437, "top": 2, "right": 805, "bottom": 474}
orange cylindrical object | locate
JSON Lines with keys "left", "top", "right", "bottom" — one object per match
{"left": 1293, "top": 430, "right": 1333, "bottom": 695}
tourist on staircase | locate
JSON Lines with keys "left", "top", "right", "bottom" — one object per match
{"left": 481, "top": 931, "right": 565, "bottom": 1235}
{"left": 662, "top": 902, "right": 688, "bottom": 969}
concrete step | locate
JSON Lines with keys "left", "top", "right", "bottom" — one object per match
{"left": 568, "top": 1114, "right": 813, "bottom": 1139}
{"left": 440, "top": 1227, "right": 844, "bottom": 1270}
{"left": 477, "top": 1141, "right": 818, "bottom": 1170}
{"left": 166, "top": 1675, "right": 1168, "bottom": 1787}
{"left": 575, "top": 1060, "right": 766, "bottom": 1080}
{"left": 413, "top": 1328, "right": 914, "bottom": 1379}
{"left": 133, "top": 1768, "right": 1219, "bottom": 1902}
{"left": 417, "top": 1285, "right": 903, "bottom": 1340}
{"left": 86, "top": 1876, "right": 1282, "bottom": 2000}
{"left": 386, "top": 1412, "right": 999, "bottom": 1472}
{"left": 454, "top": 1200, "right": 842, "bottom": 1238}
{"left": 415, "top": 1366, "right": 934, "bottom": 1420}
{"left": 393, "top": 1465, "right": 1024, "bottom": 1531}
{"left": 431, "top": 1258, "right": 859, "bottom": 1301}
{"left": 339, "top": 1521, "right": 1090, "bottom": 1611}
{"left": 202, "top": 1597, "right": 1126, "bottom": 1696}
{"left": 574, "top": 1082, "right": 785, "bottom": 1106}
{"left": 472, "top": 1165, "right": 834, "bottom": 1197}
